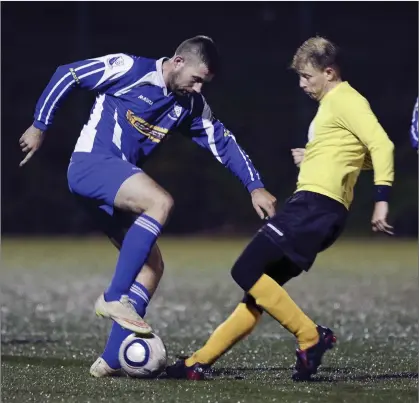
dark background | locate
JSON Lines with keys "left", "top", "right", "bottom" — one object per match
{"left": 2, "top": 2, "right": 418, "bottom": 236}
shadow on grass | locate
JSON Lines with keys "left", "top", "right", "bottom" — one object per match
{"left": 3, "top": 357, "right": 417, "bottom": 383}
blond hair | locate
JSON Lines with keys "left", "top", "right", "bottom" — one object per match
{"left": 291, "top": 36, "right": 340, "bottom": 73}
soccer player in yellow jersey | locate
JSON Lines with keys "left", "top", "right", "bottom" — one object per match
{"left": 166, "top": 37, "right": 395, "bottom": 381}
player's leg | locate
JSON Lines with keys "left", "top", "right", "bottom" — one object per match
{"left": 79, "top": 201, "right": 165, "bottom": 376}
{"left": 182, "top": 260, "right": 299, "bottom": 368}
{"left": 101, "top": 171, "right": 172, "bottom": 302}
{"left": 92, "top": 244, "right": 164, "bottom": 377}
{"left": 230, "top": 192, "right": 346, "bottom": 381}
{"left": 233, "top": 246, "right": 336, "bottom": 382}
{"left": 167, "top": 232, "right": 322, "bottom": 381}
{"left": 68, "top": 154, "right": 172, "bottom": 334}
{"left": 166, "top": 249, "right": 303, "bottom": 379}
{"left": 229, "top": 229, "right": 320, "bottom": 350}
{"left": 166, "top": 295, "right": 262, "bottom": 380}
{"left": 93, "top": 203, "right": 166, "bottom": 299}
{"left": 187, "top": 296, "right": 262, "bottom": 364}
{"left": 104, "top": 216, "right": 165, "bottom": 368}
{"left": 168, "top": 192, "right": 346, "bottom": 381}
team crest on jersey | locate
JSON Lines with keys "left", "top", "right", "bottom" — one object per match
{"left": 168, "top": 105, "right": 182, "bottom": 121}
{"left": 108, "top": 56, "right": 124, "bottom": 68}
{"left": 126, "top": 110, "right": 168, "bottom": 143}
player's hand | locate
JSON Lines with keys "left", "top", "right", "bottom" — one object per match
{"left": 19, "top": 125, "right": 45, "bottom": 167}
{"left": 291, "top": 148, "right": 305, "bottom": 167}
{"left": 371, "top": 201, "right": 394, "bottom": 235}
{"left": 251, "top": 188, "right": 277, "bottom": 219}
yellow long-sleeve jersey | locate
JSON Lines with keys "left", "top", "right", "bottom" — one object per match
{"left": 296, "top": 81, "right": 394, "bottom": 210}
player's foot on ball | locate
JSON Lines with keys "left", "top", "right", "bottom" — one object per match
{"left": 166, "top": 358, "right": 210, "bottom": 380}
{"left": 292, "top": 325, "right": 337, "bottom": 382}
{"left": 90, "top": 357, "right": 121, "bottom": 378}
{"left": 94, "top": 293, "right": 152, "bottom": 335}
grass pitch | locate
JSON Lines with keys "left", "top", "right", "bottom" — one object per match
{"left": 1, "top": 237, "right": 418, "bottom": 402}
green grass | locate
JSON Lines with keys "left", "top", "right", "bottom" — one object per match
{"left": 1, "top": 237, "right": 418, "bottom": 402}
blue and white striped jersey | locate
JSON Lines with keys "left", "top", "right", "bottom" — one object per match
{"left": 33, "top": 53, "right": 263, "bottom": 192}
{"left": 410, "top": 97, "right": 418, "bottom": 150}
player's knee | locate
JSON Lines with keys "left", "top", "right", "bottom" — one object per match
{"left": 231, "top": 234, "right": 277, "bottom": 292}
{"left": 242, "top": 293, "right": 263, "bottom": 315}
{"left": 144, "top": 192, "right": 174, "bottom": 224}
{"left": 231, "top": 258, "right": 260, "bottom": 293}
{"left": 127, "top": 191, "right": 174, "bottom": 223}
{"left": 153, "top": 192, "right": 174, "bottom": 219}
{"left": 231, "top": 262, "right": 241, "bottom": 287}
{"left": 123, "top": 196, "right": 144, "bottom": 215}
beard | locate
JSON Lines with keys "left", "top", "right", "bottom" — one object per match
{"left": 168, "top": 71, "right": 182, "bottom": 95}
{"left": 168, "top": 71, "right": 189, "bottom": 96}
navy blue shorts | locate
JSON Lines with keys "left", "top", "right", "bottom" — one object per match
{"left": 260, "top": 191, "right": 348, "bottom": 271}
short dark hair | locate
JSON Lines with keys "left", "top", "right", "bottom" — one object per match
{"left": 291, "top": 36, "right": 341, "bottom": 73}
{"left": 175, "top": 35, "right": 219, "bottom": 74}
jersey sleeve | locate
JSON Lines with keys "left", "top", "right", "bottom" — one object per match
{"left": 182, "top": 96, "right": 264, "bottom": 193}
{"left": 361, "top": 152, "right": 373, "bottom": 171}
{"left": 410, "top": 98, "right": 418, "bottom": 150}
{"left": 33, "top": 54, "right": 135, "bottom": 131}
{"left": 335, "top": 96, "right": 394, "bottom": 187}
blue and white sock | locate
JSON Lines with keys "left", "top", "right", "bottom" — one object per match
{"left": 101, "top": 282, "right": 150, "bottom": 369}
{"left": 104, "top": 214, "right": 162, "bottom": 302}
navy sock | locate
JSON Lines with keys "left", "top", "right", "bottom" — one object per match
{"left": 104, "top": 214, "right": 162, "bottom": 301}
{"left": 101, "top": 282, "right": 150, "bottom": 369}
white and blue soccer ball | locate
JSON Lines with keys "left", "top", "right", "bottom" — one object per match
{"left": 119, "top": 332, "right": 167, "bottom": 378}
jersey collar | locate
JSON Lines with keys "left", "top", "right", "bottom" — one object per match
{"left": 156, "top": 57, "right": 169, "bottom": 96}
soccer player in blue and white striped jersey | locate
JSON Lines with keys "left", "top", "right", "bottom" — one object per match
{"left": 19, "top": 36, "right": 277, "bottom": 376}
{"left": 410, "top": 97, "right": 418, "bottom": 151}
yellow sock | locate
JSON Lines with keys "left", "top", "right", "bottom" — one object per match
{"left": 248, "top": 274, "right": 319, "bottom": 350}
{"left": 185, "top": 302, "right": 262, "bottom": 366}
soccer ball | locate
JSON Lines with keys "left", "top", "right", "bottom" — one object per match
{"left": 119, "top": 332, "right": 167, "bottom": 378}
